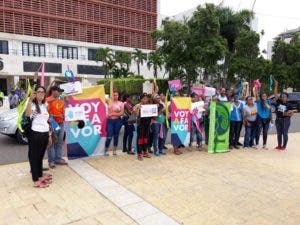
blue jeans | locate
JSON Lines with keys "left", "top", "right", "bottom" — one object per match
{"left": 151, "top": 123, "right": 164, "bottom": 155}
{"left": 48, "top": 122, "right": 65, "bottom": 164}
{"left": 105, "top": 118, "right": 123, "bottom": 148}
{"left": 244, "top": 120, "right": 258, "bottom": 147}
{"left": 275, "top": 118, "right": 290, "bottom": 148}
{"left": 189, "top": 121, "right": 202, "bottom": 147}
{"left": 123, "top": 117, "right": 134, "bottom": 151}
{"left": 257, "top": 116, "right": 270, "bottom": 145}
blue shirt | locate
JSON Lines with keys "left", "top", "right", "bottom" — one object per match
{"left": 230, "top": 102, "right": 243, "bottom": 121}
{"left": 256, "top": 99, "right": 271, "bottom": 119}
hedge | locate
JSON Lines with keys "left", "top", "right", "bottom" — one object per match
{"left": 97, "top": 77, "right": 169, "bottom": 95}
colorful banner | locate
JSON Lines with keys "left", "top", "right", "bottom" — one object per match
{"left": 168, "top": 80, "right": 181, "bottom": 91}
{"left": 191, "top": 87, "right": 205, "bottom": 98}
{"left": 208, "top": 102, "right": 231, "bottom": 153}
{"left": 171, "top": 97, "right": 191, "bottom": 147}
{"left": 65, "top": 85, "right": 107, "bottom": 159}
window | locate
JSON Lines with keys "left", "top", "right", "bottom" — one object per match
{"left": 88, "top": 49, "right": 97, "bottom": 61}
{"left": 22, "top": 42, "right": 45, "bottom": 57}
{"left": 57, "top": 46, "right": 78, "bottom": 59}
{"left": 0, "top": 40, "right": 8, "bottom": 54}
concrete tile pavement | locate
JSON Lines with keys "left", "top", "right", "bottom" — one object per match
{"left": 0, "top": 162, "right": 137, "bottom": 225}
{"left": 87, "top": 133, "right": 300, "bottom": 225}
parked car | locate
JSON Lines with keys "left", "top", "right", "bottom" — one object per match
{"left": 0, "top": 108, "right": 28, "bottom": 144}
{"left": 269, "top": 92, "right": 300, "bottom": 113}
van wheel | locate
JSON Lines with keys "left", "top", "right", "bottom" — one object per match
{"left": 16, "top": 130, "right": 28, "bottom": 145}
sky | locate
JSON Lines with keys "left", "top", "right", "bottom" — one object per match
{"left": 160, "top": 0, "right": 300, "bottom": 52}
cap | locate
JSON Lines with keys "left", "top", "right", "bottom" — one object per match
{"left": 50, "top": 86, "right": 64, "bottom": 92}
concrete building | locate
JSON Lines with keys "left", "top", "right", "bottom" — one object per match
{"left": 266, "top": 26, "right": 300, "bottom": 60}
{"left": 0, "top": 0, "right": 159, "bottom": 94}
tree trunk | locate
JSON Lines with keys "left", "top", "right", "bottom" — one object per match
{"left": 154, "top": 65, "right": 157, "bottom": 78}
{"left": 137, "top": 62, "right": 140, "bottom": 75}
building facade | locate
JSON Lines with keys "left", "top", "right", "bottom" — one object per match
{"left": 0, "top": 0, "right": 159, "bottom": 94}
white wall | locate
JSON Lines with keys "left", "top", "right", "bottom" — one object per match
{"left": 0, "top": 32, "right": 164, "bottom": 90}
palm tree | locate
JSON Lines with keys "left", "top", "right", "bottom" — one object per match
{"left": 132, "top": 48, "right": 147, "bottom": 75}
{"left": 147, "top": 51, "right": 164, "bottom": 79}
{"left": 95, "top": 47, "right": 114, "bottom": 78}
{"left": 114, "top": 51, "right": 132, "bottom": 78}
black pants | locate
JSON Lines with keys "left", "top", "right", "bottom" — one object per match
{"left": 275, "top": 118, "right": 291, "bottom": 148}
{"left": 257, "top": 116, "right": 270, "bottom": 146}
{"left": 28, "top": 131, "right": 49, "bottom": 182}
{"left": 137, "top": 118, "right": 150, "bottom": 155}
{"left": 123, "top": 116, "right": 134, "bottom": 152}
{"left": 229, "top": 121, "right": 242, "bottom": 146}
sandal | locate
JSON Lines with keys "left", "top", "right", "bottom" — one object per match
{"left": 143, "top": 153, "right": 151, "bottom": 158}
{"left": 55, "top": 159, "right": 68, "bottom": 165}
{"left": 33, "top": 181, "right": 49, "bottom": 188}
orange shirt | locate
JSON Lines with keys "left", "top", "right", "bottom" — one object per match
{"left": 46, "top": 96, "right": 65, "bottom": 124}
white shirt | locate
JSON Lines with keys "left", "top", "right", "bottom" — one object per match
{"left": 31, "top": 103, "right": 50, "bottom": 132}
{"left": 218, "top": 95, "right": 228, "bottom": 102}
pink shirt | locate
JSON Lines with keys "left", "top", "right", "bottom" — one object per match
{"left": 108, "top": 101, "right": 124, "bottom": 119}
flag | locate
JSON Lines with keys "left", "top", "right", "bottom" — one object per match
{"left": 17, "top": 80, "right": 32, "bottom": 132}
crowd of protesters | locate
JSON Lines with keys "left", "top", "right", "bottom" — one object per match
{"left": 103, "top": 81, "right": 294, "bottom": 161}
{"left": 20, "top": 79, "right": 295, "bottom": 187}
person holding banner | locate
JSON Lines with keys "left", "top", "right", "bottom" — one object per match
{"left": 133, "top": 93, "right": 152, "bottom": 161}
{"left": 229, "top": 95, "right": 244, "bottom": 149}
{"left": 105, "top": 91, "right": 124, "bottom": 156}
{"left": 243, "top": 96, "right": 258, "bottom": 149}
{"left": 151, "top": 94, "right": 166, "bottom": 156}
{"left": 189, "top": 93, "right": 203, "bottom": 150}
{"left": 25, "top": 86, "right": 52, "bottom": 188}
{"left": 274, "top": 81, "right": 294, "bottom": 150}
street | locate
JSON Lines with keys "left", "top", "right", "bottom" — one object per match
{"left": 1, "top": 113, "right": 300, "bottom": 165}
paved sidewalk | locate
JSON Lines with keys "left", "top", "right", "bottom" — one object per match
{"left": 0, "top": 163, "right": 137, "bottom": 225}
{"left": 87, "top": 133, "right": 300, "bottom": 225}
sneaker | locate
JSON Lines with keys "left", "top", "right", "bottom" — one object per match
{"left": 143, "top": 152, "right": 152, "bottom": 158}
{"left": 154, "top": 151, "right": 160, "bottom": 156}
{"left": 252, "top": 145, "right": 259, "bottom": 149}
{"left": 262, "top": 145, "right": 268, "bottom": 150}
{"left": 274, "top": 146, "right": 282, "bottom": 150}
{"left": 280, "top": 147, "right": 286, "bottom": 151}
{"left": 233, "top": 145, "right": 240, "bottom": 149}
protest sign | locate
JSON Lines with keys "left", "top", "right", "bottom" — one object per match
{"left": 141, "top": 104, "right": 158, "bottom": 117}
{"left": 60, "top": 81, "right": 82, "bottom": 95}
{"left": 65, "top": 107, "right": 85, "bottom": 122}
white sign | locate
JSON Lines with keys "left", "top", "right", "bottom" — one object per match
{"left": 205, "top": 87, "right": 216, "bottom": 97}
{"left": 60, "top": 81, "right": 82, "bottom": 95}
{"left": 65, "top": 107, "right": 85, "bottom": 121}
{"left": 141, "top": 104, "right": 158, "bottom": 118}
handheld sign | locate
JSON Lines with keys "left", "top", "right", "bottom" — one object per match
{"left": 140, "top": 104, "right": 158, "bottom": 118}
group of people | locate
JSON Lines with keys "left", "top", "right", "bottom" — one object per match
{"left": 104, "top": 82, "right": 294, "bottom": 161}
{"left": 24, "top": 80, "right": 294, "bottom": 187}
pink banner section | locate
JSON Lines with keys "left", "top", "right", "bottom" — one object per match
{"left": 168, "top": 80, "right": 181, "bottom": 91}
{"left": 191, "top": 87, "right": 205, "bottom": 98}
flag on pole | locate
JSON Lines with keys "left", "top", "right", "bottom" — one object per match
{"left": 40, "top": 62, "right": 45, "bottom": 86}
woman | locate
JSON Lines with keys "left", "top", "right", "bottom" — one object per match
{"left": 104, "top": 91, "right": 124, "bottom": 156}
{"left": 255, "top": 93, "right": 272, "bottom": 149}
{"left": 151, "top": 94, "right": 166, "bottom": 156}
{"left": 243, "top": 96, "right": 258, "bottom": 149}
{"left": 274, "top": 81, "right": 294, "bottom": 150}
{"left": 122, "top": 94, "right": 134, "bottom": 155}
{"left": 25, "top": 86, "right": 52, "bottom": 188}
{"left": 133, "top": 93, "right": 152, "bottom": 161}
{"left": 229, "top": 95, "right": 243, "bottom": 149}
{"left": 189, "top": 93, "right": 203, "bottom": 150}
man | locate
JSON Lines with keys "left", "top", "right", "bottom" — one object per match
{"left": 217, "top": 88, "right": 228, "bottom": 102}
{"left": 8, "top": 90, "right": 19, "bottom": 109}
{"left": 46, "top": 86, "right": 67, "bottom": 168}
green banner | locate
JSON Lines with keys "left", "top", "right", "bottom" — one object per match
{"left": 208, "top": 102, "right": 231, "bottom": 153}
